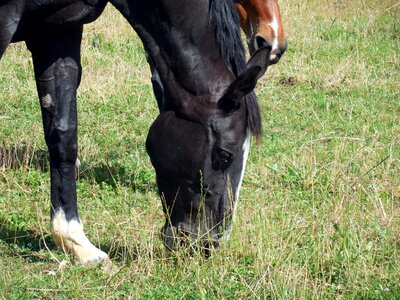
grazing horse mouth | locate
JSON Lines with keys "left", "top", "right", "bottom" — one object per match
{"left": 161, "top": 223, "right": 223, "bottom": 257}
{"left": 159, "top": 192, "right": 240, "bottom": 257}
{"left": 268, "top": 51, "right": 283, "bottom": 65}
{"left": 159, "top": 190, "right": 235, "bottom": 256}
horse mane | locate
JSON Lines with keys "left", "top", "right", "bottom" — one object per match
{"left": 209, "top": 0, "right": 262, "bottom": 140}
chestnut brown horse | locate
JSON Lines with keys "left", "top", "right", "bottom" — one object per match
{"left": 235, "top": 0, "right": 287, "bottom": 64}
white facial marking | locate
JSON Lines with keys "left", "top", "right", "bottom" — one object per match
{"left": 221, "top": 130, "right": 251, "bottom": 241}
{"left": 51, "top": 209, "right": 108, "bottom": 264}
{"left": 269, "top": 14, "right": 280, "bottom": 58}
{"left": 234, "top": 130, "right": 251, "bottom": 217}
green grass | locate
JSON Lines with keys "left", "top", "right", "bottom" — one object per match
{"left": 1, "top": 0, "right": 399, "bottom": 298}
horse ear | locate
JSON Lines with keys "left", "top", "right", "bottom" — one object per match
{"left": 218, "top": 45, "right": 271, "bottom": 111}
{"left": 246, "top": 45, "right": 271, "bottom": 79}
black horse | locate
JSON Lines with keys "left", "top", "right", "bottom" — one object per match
{"left": 0, "top": 0, "right": 270, "bottom": 263}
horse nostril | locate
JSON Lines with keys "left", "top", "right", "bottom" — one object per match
{"left": 254, "top": 35, "right": 269, "bottom": 50}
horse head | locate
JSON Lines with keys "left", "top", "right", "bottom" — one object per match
{"left": 235, "top": 0, "right": 287, "bottom": 64}
{"left": 146, "top": 46, "right": 271, "bottom": 254}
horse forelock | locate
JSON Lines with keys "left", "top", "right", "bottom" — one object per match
{"left": 209, "top": 0, "right": 262, "bottom": 141}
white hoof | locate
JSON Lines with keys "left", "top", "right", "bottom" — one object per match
{"left": 51, "top": 209, "right": 109, "bottom": 265}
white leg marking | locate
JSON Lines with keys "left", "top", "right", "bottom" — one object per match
{"left": 222, "top": 130, "right": 252, "bottom": 241}
{"left": 51, "top": 209, "right": 109, "bottom": 264}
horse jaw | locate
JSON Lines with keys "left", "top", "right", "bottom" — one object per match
{"left": 51, "top": 209, "right": 109, "bottom": 265}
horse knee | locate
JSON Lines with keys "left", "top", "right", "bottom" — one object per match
{"left": 60, "top": 57, "right": 79, "bottom": 70}
{"left": 54, "top": 57, "right": 81, "bottom": 84}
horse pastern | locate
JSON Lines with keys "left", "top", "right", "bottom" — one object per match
{"left": 51, "top": 209, "right": 108, "bottom": 265}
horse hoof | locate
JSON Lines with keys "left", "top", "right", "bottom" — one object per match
{"left": 51, "top": 209, "right": 110, "bottom": 266}
{"left": 72, "top": 245, "right": 109, "bottom": 265}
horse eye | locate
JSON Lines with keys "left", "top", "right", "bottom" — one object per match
{"left": 218, "top": 149, "right": 232, "bottom": 163}
{"left": 212, "top": 147, "right": 234, "bottom": 171}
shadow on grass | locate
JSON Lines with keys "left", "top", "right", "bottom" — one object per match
{"left": 78, "top": 162, "right": 157, "bottom": 193}
{"left": 0, "top": 219, "right": 119, "bottom": 264}
{"left": 0, "top": 143, "right": 49, "bottom": 172}
{"left": 0, "top": 143, "right": 157, "bottom": 192}
{"left": 0, "top": 219, "right": 176, "bottom": 268}
{"left": 0, "top": 223, "right": 168, "bottom": 266}
{"left": 105, "top": 232, "right": 220, "bottom": 265}
{"left": 0, "top": 219, "right": 56, "bottom": 263}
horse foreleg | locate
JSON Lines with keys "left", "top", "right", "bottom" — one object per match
{"left": 26, "top": 28, "right": 108, "bottom": 265}
{"left": 145, "top": 52, "right": 165, "bottom": 112}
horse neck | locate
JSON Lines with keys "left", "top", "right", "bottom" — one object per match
{"left": 111, "top": 0, "right": 235, "bottom": 102}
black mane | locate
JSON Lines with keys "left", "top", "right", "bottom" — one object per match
{"left": 209, "top": 0, "right": 263, "bottom": 140}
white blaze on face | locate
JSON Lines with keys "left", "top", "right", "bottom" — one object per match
{"left": 51, "top": 209, "right": 108, "bottom": 264}
{"left": 234, "top": 130, "right": 251, "bottom": 217}
{"left": 222, "top": 130, "right": 251, "bottom": 241}
{"left": 269, "top": 14, "right": 280, "bottom": 59}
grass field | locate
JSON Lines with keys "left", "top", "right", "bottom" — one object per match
{"left": 1, "top": 0, "right": 399, "bottom": 298}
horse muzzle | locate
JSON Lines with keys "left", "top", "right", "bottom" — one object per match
{"left": 251, "top": 34, "right": 287, "bottom": 65}
{"left": 161, "top": 223, "right": 221, "bottom": 257}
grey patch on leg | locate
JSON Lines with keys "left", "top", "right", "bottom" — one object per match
{"left": 41, "top": 94, "right": 53, "bottom": 108}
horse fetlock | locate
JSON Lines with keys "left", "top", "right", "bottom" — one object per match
{"left": 51, "top": 209, "right": 109, "bottom": 265}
